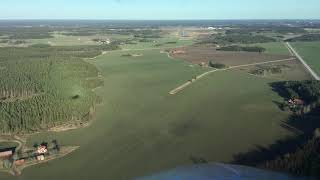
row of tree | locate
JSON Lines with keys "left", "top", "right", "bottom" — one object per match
{"left": 217, "top": 45, "right": 266, "bottom": 53}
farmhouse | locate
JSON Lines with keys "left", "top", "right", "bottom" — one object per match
{"left": 288, "top": 99, "right": 305, "bottom": 106}
{"left": 37, "top": 145, "right": 48, "bottom": 154}
{"left": 0, "top": 150, "right": 13, "bottom": 159}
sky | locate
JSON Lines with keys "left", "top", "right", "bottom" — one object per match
{"left": 0, "top": 0, "right": 319, "bottom": 20}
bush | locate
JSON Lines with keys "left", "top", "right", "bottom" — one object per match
{"left": 209, "top": 61, "right": 227, "bottom": 69}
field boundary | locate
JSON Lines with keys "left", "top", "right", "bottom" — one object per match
{"left": 285, "top": 42, "right": 320, "bottom": 80}
{"left": 169, "top": 58, "right": 295, "bottom": 95}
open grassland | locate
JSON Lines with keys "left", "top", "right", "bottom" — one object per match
{"left": 0, "top": 50, "right": 298, "bottom": 180}
{"left": 291, "top": 41, "right": 320, "bottom": 75}
{"left": 251, "top": 42, "right": 291, "bottom": 55}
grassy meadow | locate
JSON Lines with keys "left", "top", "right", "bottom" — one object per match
{"left": 255, "top": 42, "right": 291, "bottom": 55}
{"left": 292, "top": 41, "right": 320, "bottom": 75}
{"left": 0, "top": 49, "right": 295, "bottom": 180}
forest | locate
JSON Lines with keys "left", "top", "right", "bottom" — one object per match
{"left": 0, "top": 43, "right": 119, "bottom": 134}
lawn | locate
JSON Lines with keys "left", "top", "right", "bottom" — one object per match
{"left": 291, "top": 41, "right": 320, "bottom": 75}
{"left": 0, "top": 50, "right": 293, "bottom": 180}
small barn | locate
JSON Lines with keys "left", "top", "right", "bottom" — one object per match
{"left": 288, "top": 99, "right": 305, "bottom": 106}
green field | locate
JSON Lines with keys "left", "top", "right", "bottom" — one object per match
{"left": 292, "top": 41, "right": 320, "bottom": 74}
{"left": 0, "top": 49, "right": 295, "bottom": 179}
{"left": 252, "top": 42, "right": 290, "bottom": 55}
{"left": 120, "top": 38, "right": 193, "bottom": 50}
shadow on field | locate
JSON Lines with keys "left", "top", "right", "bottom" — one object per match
{"left": 231, "top": 81, "right": 320, "bottom": 167}
{"left": 232, "top": 108, "right": 320, "bottom": 166}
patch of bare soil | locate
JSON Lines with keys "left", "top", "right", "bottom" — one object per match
{"left": 171, "top": 46, "right": 292, "bottom": 67}
{"left": 48, "top": 120, "right": 91, "bottom": 132}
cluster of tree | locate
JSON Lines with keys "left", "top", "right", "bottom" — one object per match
{"left": 198, "top": 34, "right": 276, "bottom": 45}
{"left": 214, "top": 34, "right": 277, "bottom": 44}
{"left": 270, "top": 81, "right": 320, "bottom": 114}
{"left": 2, "top": 140, "right": 61, "bottom": 169}
{"left": 209, "top": 61, "right": 227, "bottom": 69}
{"left": 132, "top": 30, "right": 162, "bottom": 39}
{"left": 0, "top": 43, "right": 118, "bottom": 134}
{"left": 285, "top": 34, "right": 320, "bottom": 42}
{"left": 250, "top": 65, "right": 286, "bottom": 76}
{"left": 217, "top": 45, "right": 266, "bottom": 53}
{"left": 281, "top": 81, "right": 320, "bottom": 106}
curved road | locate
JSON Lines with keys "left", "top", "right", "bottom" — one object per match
{"left": 285, "top": 42, "right": 320, "bottom": 80}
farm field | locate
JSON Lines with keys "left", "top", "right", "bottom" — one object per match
{"left": 172, "top": 46, "right": 292, "bottom": 66}
{"left": 291, "top": 41, "right": 320, "bottom": 75}
{"left": 30, "top": 33, "right": 133, "bottom": 46}
{"left": 252, "top": 42, "right": 291, "bottom": 55}
{"left": 120, "top": 38, "right": 193, "bottom": 50}
{"left": 30, "top": 34, "right": 104, "bottom": 46}
{"left": 0, "top": 49, "right": 298, "bottom": 180}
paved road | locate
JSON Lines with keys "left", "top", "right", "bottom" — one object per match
{"left": 285, "top": 42, "right": 320, "bottom": 80}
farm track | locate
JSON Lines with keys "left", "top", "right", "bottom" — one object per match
{"left": 0, "top": 136, "right": 25, "bottom": 152}
{"left": 285, "top": 42, "right": 320, "bottom": 80}
{"left": 169, "top": 58, "right": 295, "bottom": 95}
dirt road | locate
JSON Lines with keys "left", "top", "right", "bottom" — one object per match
{"left": 169, "top": 58, "right": 295, "bottom": 95}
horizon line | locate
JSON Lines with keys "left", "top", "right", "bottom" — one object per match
{"left": 0, "top": 18, "right": 320, "bottom": 21}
